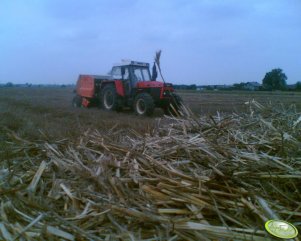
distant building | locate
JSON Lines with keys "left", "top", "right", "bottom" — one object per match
{"left": 287, "top": 84, "right": 296, "bottom": 90}
{"left": 215, "top": 85, "right": 232, "bottom": 89}
{"left": 243, "top": 82, "right": 261, "bottom": 90}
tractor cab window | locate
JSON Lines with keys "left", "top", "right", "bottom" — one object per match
{"left": 131, "top": 67, "right": 151, "bottom": 86}
{"left": 111, "top": 67, "right": 122, "bottom": 79}
{"left": 141, "top": 68, "right": 150, "bottom": 81}
{"left": 133, "top": 68, "right": 143, "bottom": 81}
{"left": 121, "top": 67, "right": 129, "bottom": 80}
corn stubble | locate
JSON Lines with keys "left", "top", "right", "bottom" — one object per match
{"left": 1, "top": 100, "right": 300, "bottom": 240}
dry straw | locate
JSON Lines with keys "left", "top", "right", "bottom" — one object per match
{"left": 1, "top": 100, "right": 300, "bottom": 240}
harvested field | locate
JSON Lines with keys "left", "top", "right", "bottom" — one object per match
{"left": 179, "top": 90, "right": 301, "bottom": 114}
{"left": 1, "top": 87, "right": 301, "bottom": 240}
{"left": 0, "top": 87, "right": 159, "bottom": 140}
{"left": 1, "top": 87, "right": 301, "bottom": 140}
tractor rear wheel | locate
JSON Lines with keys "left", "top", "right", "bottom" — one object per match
{"left": 100, "top": 85, "right": 120, "bottom": 111}
{"left": 72, "top": 95, "right": 82, "bottom": 107}
{"left": 134, "top": 93, "right": 155, "bottom": 116}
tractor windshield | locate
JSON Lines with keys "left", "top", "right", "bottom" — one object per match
{"left": 132, "top": 67, "right": 151, "bottom": 81}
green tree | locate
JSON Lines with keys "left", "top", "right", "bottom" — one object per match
{"left": 262, "top": 68, "right": 287, "bottom": 90}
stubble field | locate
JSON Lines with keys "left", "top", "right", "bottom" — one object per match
{"left": 1, "top": 87, "right": 300, "bottom": 141}
{"left": 0, "top": 87, "right": 300, "bottom": 240}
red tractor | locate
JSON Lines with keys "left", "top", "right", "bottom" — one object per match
{"left": 72, "top": 60, "right": 183, "bottom": 116}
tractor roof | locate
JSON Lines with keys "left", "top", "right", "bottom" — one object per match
{"left": 113, "top": 60, "right": 149, "bottom": 67}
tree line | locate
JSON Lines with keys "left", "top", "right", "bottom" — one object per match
{"left": 2, "top": 68, "right": 300, "bottom": 91}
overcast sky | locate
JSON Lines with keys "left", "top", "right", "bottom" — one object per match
{"left": 0, "top": 0, "right": 300, "bottom": 85}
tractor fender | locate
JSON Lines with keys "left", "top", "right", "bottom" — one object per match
{"left": 114, "top": 80, "right": 125, "bottom": 97}
{"left": 99, "top": 80, "right": 125, "bottom": 97}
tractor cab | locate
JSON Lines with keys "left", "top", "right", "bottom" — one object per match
{"left": 110, "top": 60, "right": 153, "bottom": 95}
{"left": 111, "top": 60, "right": 151, "bottom": 81}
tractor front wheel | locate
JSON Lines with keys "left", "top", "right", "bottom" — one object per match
{"left": 134, "top": 93, "right": 155, "bottom": 116}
